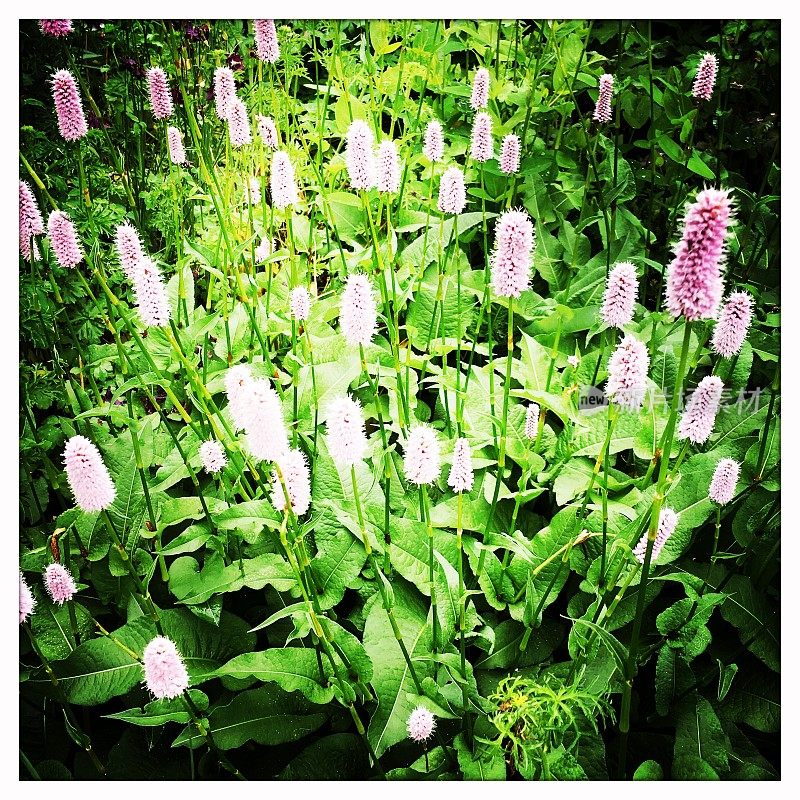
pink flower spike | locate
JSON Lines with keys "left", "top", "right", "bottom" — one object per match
{"left": 257, "top": 115, "right": 279, "bottom": 148}
{"left": 470, "top": 67, "right": 490, "bottom": 111}
{"left": 39, "top": 20, "right": 73, "bottom": 37}
{"left": 593, "top": 74, "right": 614, "bottom": 124}
{"left": 499, "top": 134, "right": 521, "bottom": 174}
{"left": 438, "top": 166, "right": 467, "bottom": 215}
{"left": 407, "top": 705, "right": 436, "bottom": 743}
{"left": 470, "top": 112, "right": 493, "bottom": 163}
{"left": 271, "top": 448, "right": 311, "bottom": 516}
{"left": 403, "top": 425, "right": 441, "bottom": 486}
{"left": 340, "top": 273, "right": 377, "bottom": 347}
{"left": 666, "top": 188, "right": 733, "bottom": 321}
{"left": 115, "top": 224, "right": 145, "bottom": 280}
{"left": 200, "top": 440, "right": 227, "bottom": 474}
{"left": 270, "top": 150, "right": 298, "bottom": 210}
{"left": 448, "top": 437, "right": 474, "bottom": 494}
{"left": 52, "top": 69, "right": 88, "bottom": 141}
{"left": 290, "top": 286, "right": 311, "bottom": 322}
{"left": 633, "top": 507, "right": 678, "bottom": 564}
{"left": 693, "top": 53, "right": 718, "bottom": 101}
{"left": 491, "top": 208, "right": 535, "bottom": 298}
{"left": 243, "top": 379, "right": 289, "bottom": 463}
{"left": 376, "top": 140, "right": 401, "bottom": 194}
{"left": 147, "top": 67, "right": 173, "bottom": 120}
{"left": 423, "top": 120, "right": 444, "bottom": 163}
{"left": 525, "top": 403, "right": 540, "bottom": 440}
{"left": 44, "top": 563, "right": 78, "bottom": 605}
{"left": 47, "top": 210, "right": 83, "bottom": 269}
{"left": 167, "top": 126, "right": 186, "bottom": 165}
{"left": 254, "top": 19, "right": 280, "bottom": 63}
{"left": 227, "top": 97, "right": 252, "bottom": 147}
{"left": 19, "top": 573, "right": 36, "bottom": 624}
{"left": 677, "top": 375, "right": 724, "bottom": 444}
{"left": 255, "top": 236, "right": 275, "bottom": 262}
{"left": 345, "top": 120, "right": 377, "bottom": 191}
{"left": 19, "top": 181, "right": 45, "bottom": 261}
{"left": 709, "top": 458, "right": 740, "bottom": 505}
{"left": 132, "top": 257, "right": 171, "bottom": 327}
{"left": 224, "top": 364, "right": 255, "bottom": 432}
{"left": 214, "top": 67, "right": 237, "bottom": 121}
{"left": 711, "top": 291, "right": 753, "bottom": 358}
{"left": 606, "top": 335, "right": 650, "bottom": 411}
{"left": 326, "top": 395, "right": 368, "bottom": 468}
{"left": 601, "top": 261, "right": 638, "bottom": 328}
{"left": 63, "top": 434, "right": 116, "bottom": 512}
{"left": 143, "top": 636, "right": 189, "bottom": 700}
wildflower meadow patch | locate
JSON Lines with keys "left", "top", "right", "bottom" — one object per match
{"left": 19, "top": 18, "right": 779, "bottom": 781}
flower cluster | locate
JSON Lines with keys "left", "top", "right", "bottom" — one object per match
{"left": 340, "top": 274, "right": 377, "bottom": 347}
{"left": 63, "top": 435, "right": 116, "bottom": 512}
{"left": 692, "top": 53, "right": 718, "bottom": 101}
{"left": 403, "top": 426, "right": 441, "bottom": 485}
{"left": 600, "top": 262, "right": 638, "bottom": 328}
{"left": 633, "top": 507, "right": 679, "bottom": 564}
{"left": 490, "top": 208, "right": 535, "bottom": 298}
{"left": 711, "top": 291, "right": 753, "bottom": 358}
{"left": 326, "top": 395, "right": 368, "bottom": 467}
{"left": 677, "top": 375, "right": 724, "bottom": 444}
{"left": 606, "top": 336, "right": 650, "bottom": 411}
{"left": 254, "top": 19, "right": 280, "bottom": 63}
{"left": 271, "top": 449, "right": 311, "bottom": 516}
{"left": 52, "top": 69, "right": 87, "bottom": 141}
{"left": 593, "top": 74, "right": 614, "bottom": 123}
{"left": 143, "top": 637, "right": 189, "bottom": 700}
{"left": 147, "top": 67, "right": 173, "bottom": 120}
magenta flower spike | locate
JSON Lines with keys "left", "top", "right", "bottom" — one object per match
{"left": 243, "top": 379, "right": 289, "bottom": 463}
{"left": 213, "top": 67, "right": 237, "bottom": 121}
{"left": 709, "top": 458, "right": 740, "bottom": 505}
{"left": 326, "top": 395, "right": 368, "bottom": 468}
{"left": 290, "top": 286, "right": 311, "bottom": 322}
{"left": 44, "top": 563, "right": 77, "bottom": 605}
{"left": 345, "top": 120, "right": 377, "bottom": 191}
{"left": 606, "top": 335, "right": 650, "bottom": 411}
{"left": 448, "top": 437, "right": 474, "bottom": 494}
{"left": 677, "top": 375, "right": 724, "bottom": 444}
{"left": 423, "top": 120, "right": 444, "bottom": 163}
{"left": 692, "top": 53, "right": 718, "bottom": 101}
{"left": 407, "top": 705, "right": 436, "bottom": 743}
{"left": 257, "top": 115, "right": 279, "bottom": 148}
{"left": 593, "top": 74, "right": 614, "bottom": 124}
{"left": 340, "top": 273, "right": 377, "bottom": 347}
{"left": 491, "top": 208, "right": 535, "bottom": 298}
{"left": 19, "top": 181, "right": 45, "bottom": 262}
{"left": 115, "top": 223, "right": 145, "bottom": 279}
{"left": 143, "top": 636, "right": 189, "bottom": 700}
{"left": 254, "top": 19, "right": 280, "bottom": 63}
{"left": 600, "top": 261, "right": 638, "bottom": 328}
{"left": 131, "top": 257, "right": 171, "bottom": 327}
{"left": 633, "top": 507, "right": 679, "bottom": 564}
{"left": 63, "top": 434, "right": 116, "bottom": 512}
{"left": 270, "top": 150, "right": 298, "bottom": 210}
{"left": 167, "top": 126, "right": 186, "bottom": 165}
{"left": 438, "top": 166, "right": 467, "bottom": 215}
{"left": 666, "top": 188, "right": 733, "bottom": 321}
{"left": 19, "top": 573, "right": 36, "bottom": 624}
{"left": 470, "top": 112, "right": 493, "bottom": 163}
{"left": 376, "top": 140, "right": 401, "bottom": 194}
{"left": 200, "top": 440, "right": 228, "bottom": 474}
{"left": 499, "top": 134, "right": 521, "bottom": 174}
{"left": 271, "top": 448, "right": 311, "bottom": 516}
{"left": 47, "top": 210, "right": 83, "bottom": 269}
{"left": 470, "top": 67, "right": 490, "bottom": 111}
{"left": 227, "top": 97, "right": 252, "bottom": 147}
{"left": 711, "top": 291, "right": 753, "bottom": 358}
{"left": 51, "top": 69, "right": 88, "bottom": 141}
{"left": 147, "top": 67, "right": 173, "bottom": 120}
{"left": 224, "top": 364, "right": 255, "bottom": 432}
{"left": 39, "top": 20, "right": 73, "bottom": 37}
{"left": 403, "top": 425, "right": 441, "bottom": 486}
{"left": 525, "top": 403, "right": 540, "bottom": 441}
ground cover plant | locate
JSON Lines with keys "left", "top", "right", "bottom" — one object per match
{"left": 19, "top": 18, "right": 780, "bottom": 781}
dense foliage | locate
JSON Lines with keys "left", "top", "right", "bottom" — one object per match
{"left": 19, "top": 19, "right": 779, "bottom": 781}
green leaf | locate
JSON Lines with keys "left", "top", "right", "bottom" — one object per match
{"left": 687, "top": 152, "right": 716, "bottom": 180}
{"left": 363, "top": 580, "right": 433, "bottom": 757}
{"left": 674, "top": 696, "right": 729, "bottom": 775}
{"left": 103, "top": 690, "right": 209, "bottom": 727}
{"left": 719, "top": 575, "right": 779, "bottom": 671}
{"left": 31, "top": 600, "right": 94, "bottom": 662}
{"left": 172, "top": 685, "right": 328, "bottom": 750}
{"left": 279, "top": 733, "right": 370, "bottom": 779}
{"left": 213, "top": 648, "right": 335, "bottom": 705}
{"left": 633, "top": 759, "right": 664, "bottom": 780}
{"left": 454, "top": 733, "right": 506, "bottom": 780}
